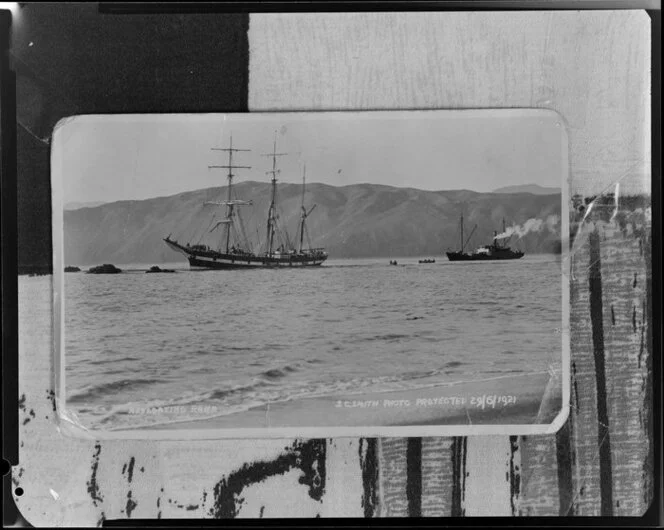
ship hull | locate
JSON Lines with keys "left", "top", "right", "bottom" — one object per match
{"left": 446, "top": 251, "right": 524, "bottom": 261}
{"left": 165, "top": 238, "right": 327, "bottom": 269}
{"left": 187, "top": 255, "right": 326, "bottom": 269}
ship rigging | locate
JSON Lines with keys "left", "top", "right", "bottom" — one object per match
{"left": 164, "top": 133, "right": 328, "bottom": 269}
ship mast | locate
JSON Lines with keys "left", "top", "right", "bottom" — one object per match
{"left": 299, "top": 166, "right": 307, "bottom": 253}
{"left": 298, "top": 165, "right": 317, "bottom": 253}
{"left": 495, "top": 218, "right": 508, "bottom": 248}
{"left": 464, "top": 224, "right": 477, "bottom": 250}
{"left": 263, "top": 132, "right": 287, "bottom": 257}
{"left": 460, "top": 212, "right": 464, "bottom": 253}
{"left": 208, "top": 135, "right": 251, "bottom": 253}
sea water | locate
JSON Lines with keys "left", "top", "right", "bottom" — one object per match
{"left": 63, "top": 255, "right": 563, "bottom": 430}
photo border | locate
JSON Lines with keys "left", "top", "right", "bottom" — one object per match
{"left": 51, "top": 108, "right": 571, "bottom": 441}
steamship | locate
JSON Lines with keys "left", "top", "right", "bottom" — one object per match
{"left": 446, "top": 214, "right": 525, "bottom": 261}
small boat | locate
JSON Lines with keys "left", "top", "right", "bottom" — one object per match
{"left": 418, "top": 259, "right": 436, "bottom": 264}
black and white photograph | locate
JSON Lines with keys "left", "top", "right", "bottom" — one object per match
{"left": 9, "top": 5, "right": 654, "bottom": 522}
{"left": 52, "top": 110, "right": 569, "bottom": 438}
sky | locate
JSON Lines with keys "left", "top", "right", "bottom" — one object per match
{"left": 54, "top": 110, "right": 566, "bottom": 204}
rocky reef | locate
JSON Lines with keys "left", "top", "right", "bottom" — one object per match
{"left": 87, "top": 264, "right": 122, "bottom": 274}
{"left": 145, "top": 265, "right": 176, "bottom": 273}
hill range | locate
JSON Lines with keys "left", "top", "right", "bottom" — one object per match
{"left": 64, "top": 181, "right": 562, "bottom": 266}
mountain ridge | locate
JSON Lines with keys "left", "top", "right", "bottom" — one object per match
{"left": 64, "top": 181, "right": 562, "bottom": 265}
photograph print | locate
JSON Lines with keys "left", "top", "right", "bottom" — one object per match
{"left": 52, "top": 110, "right": 569, "bottom": 438}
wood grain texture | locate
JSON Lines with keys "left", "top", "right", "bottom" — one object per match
{"left": 596, "top": 215, "right": 651, "bottom": 516}
{"left": 568, "top": 223, "right": 604, "bottom": 515}
{"left": 518, "top": 434, "right": 560, "bottom": 516}
{"left": 12, "top": 11, "right": 652, "bottom": 524}
{"left": 377, "top": 438, "right": 409, "bottom": 517}
{"left": 561, "top": 206, "right": 652, "bottom": 516}
{"left": 420, "top": 437, "right": 455, "bottom": 516}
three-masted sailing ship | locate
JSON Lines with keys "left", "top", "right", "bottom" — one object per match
{"left": 446, "top": 214, "right": 524, "bottom": 261}
{"left": 164, "top": 135, "right": 328, "bottom": 269}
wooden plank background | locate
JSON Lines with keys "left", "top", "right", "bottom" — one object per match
{"left": 11, "top": 10, "right": 652, "bottom": 524}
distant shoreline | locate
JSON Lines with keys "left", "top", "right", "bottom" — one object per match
{"left": 23, "top": 252, "right": 563, "bottom": 276}
{"left": 61, "top": 253, "right": 563, "bottom": 271}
